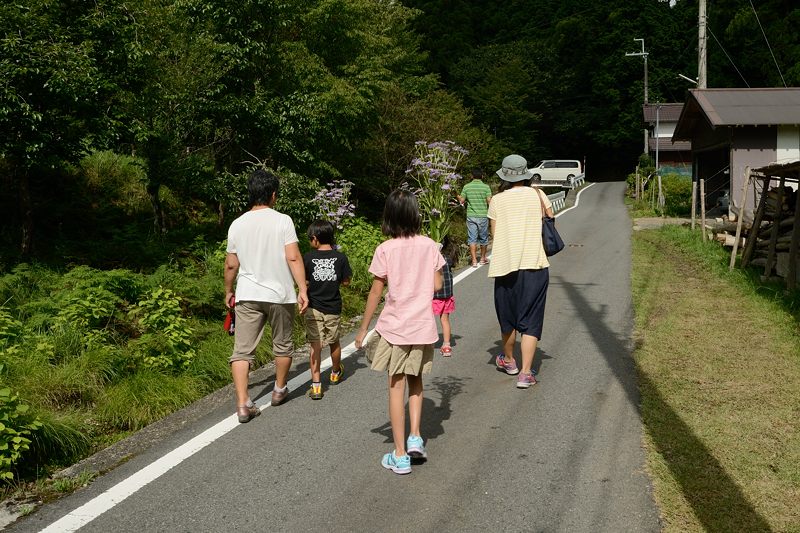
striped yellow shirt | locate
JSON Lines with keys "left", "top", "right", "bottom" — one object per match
{"left": 487, "top": 186, "right": 552, "bottom": 277}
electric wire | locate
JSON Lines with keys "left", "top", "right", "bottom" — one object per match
{"left": 749, "top": 0, "right": 787, "bottom": 87}
{"left": 708, "top": 27, "right": 750, "bottom": 87}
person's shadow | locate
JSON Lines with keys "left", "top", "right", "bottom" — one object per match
{"left": 370, "top": 375, "right": 469, "bottom": 464}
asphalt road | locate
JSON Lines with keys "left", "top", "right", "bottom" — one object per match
{"left": 13, "top": 181, "right": 660, "bottom": 533}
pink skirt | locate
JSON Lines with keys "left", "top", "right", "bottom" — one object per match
{"left": 432, "top": 297, "right": 455, "bottom": 315}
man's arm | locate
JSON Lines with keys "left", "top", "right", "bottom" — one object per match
{"left": 285, "top": 242, "right": 308, "bottom": 313}
{"left": 224, "top": 253, "right": 240, "bottom": 308}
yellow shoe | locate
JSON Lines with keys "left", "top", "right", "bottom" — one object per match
{"left": 307, "top": 383, "right": 323, "bottom": 400}
{"left": 329, "top": 363, "right": 344, "bottom": 385}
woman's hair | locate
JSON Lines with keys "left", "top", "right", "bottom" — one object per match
{"left": 498, "top": 177, "right": 532, "bottom": 192}
{"left": 381, "top": 189, "right": 422, "bottom": 238}
{"left": 248, "top": 169, "right": 280, "bottom": 206}
{"left": 440, "top": 235, "right": 460, "bottom": 266}
{"left": 307, "top": 219, "right": 335, "bottom": 245}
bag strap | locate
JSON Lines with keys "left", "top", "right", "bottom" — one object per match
{"left": 534, "top": 187, "right": 547, "bottom": 216}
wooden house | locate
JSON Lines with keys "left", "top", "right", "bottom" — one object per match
{"left": 672, "top": 88, "right": 800, "bottom": 220}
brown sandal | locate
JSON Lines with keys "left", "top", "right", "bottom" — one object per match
{"left": 237, "top": 404, "right": 261, "bottom": 423}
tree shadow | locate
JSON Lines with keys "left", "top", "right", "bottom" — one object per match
{"left": 557, "top": 276, "right": 772, "bottom": 532}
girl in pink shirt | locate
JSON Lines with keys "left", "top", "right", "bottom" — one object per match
{"left": 355, "top": 190, "right": 445, "bottom": 475}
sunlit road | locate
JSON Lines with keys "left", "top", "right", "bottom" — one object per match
{"left": 13, "top": 181, "right": 660, "bottom": 533}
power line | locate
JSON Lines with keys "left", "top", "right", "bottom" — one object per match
{"left": 749, "top": 0, "right": 787, "bottom": 87}
{"left": 708, "top": 27, "right": 750, "bottom": 87}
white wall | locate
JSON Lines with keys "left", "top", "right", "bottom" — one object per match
{"left": 776, "top": 126, "right": 799, "bottom": 191}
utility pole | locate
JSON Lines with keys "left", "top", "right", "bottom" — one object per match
{"left": 626, "top": 38, "right": 649, "bottom": 154}
{"left": 698, "top": 0, "right": 707, "bottom": 88}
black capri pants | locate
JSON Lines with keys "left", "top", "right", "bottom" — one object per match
{"left": 493, "top": 268, "right": 549, "bottom": 339}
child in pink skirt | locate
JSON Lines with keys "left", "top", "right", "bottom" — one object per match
{"left": 433, "top": 237, "right": 459, "bottom": 356}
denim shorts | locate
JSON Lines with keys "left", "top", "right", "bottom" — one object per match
{"left": 466, "top": 216, "right": 489, "bottom": 245}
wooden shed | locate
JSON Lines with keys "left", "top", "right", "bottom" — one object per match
{"left": 673, "top": 88, "right": 800, "bottom": 221}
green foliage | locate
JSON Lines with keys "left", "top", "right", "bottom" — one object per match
{"left": 96, "top": 371, "right": 202, "bottom": 431}
{"left": 274, "top": 169, "right": 321, "bottom": 232}
{"left": 661, "top": 174, "right": 693, "bottom": 217}
{"left": 0, "top": 308, "right": 22, "bottom": 345}
{"left": 131, "top": 287, "right": 195, "bottom": 371}
{"left": 0, "top": 366, "right": 42, "bottom": 482}
{"left": 337, "top": 217, "right": 384, "bottom": 291}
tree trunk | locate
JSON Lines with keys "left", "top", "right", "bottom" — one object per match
{"left": 147, "top": 181, "right": 165, "bottom": 235}
{"left": 19, "top": 169, "right": 33, "bottom": 257}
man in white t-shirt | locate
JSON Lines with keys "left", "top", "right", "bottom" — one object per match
{"left": 224, "top": 169, "right": 308, "bottom": 421}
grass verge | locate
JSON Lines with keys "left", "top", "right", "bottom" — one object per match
{"left": 632, "top": 225, "right": 800, "bottom": 532}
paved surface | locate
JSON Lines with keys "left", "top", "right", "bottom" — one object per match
{"left": 11, "top": 181, "right": 660, "bottom": 533}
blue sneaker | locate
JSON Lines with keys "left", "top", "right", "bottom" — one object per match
{"left": 406, "top": 435, "right": 427, "bottom": 459}
{"left": 381, "top": 451, "right": 411, "bottom": 474}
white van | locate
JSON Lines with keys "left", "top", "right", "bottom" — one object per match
{"left": 530, "top": 160, "right": 582, "bottom": 183}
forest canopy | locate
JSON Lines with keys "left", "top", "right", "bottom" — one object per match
{"left": 2, "top": 0, "right": 798, "bottom": 265}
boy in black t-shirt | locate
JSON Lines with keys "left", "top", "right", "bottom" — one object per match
{"left": 303, "top": 220, "right": 352, "bottom": 400}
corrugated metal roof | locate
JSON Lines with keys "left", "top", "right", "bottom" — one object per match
{"left": 754, "top": 159, "right": 800, "bottom": 177}
{"left": 648, "top": 138, "right": 691, "bottom": 151}
{"left": 693, "top": 88, "right": 800, "bottom": 125}
{"left": 643, "top": 103, "right": 684, "bottom": 123}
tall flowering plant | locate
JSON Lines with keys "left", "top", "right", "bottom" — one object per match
{"left": 312, "top": 179, "right": 356, "bottom": 229}
{"left": 405, "top": 140, "right": 468, "bottom": 243}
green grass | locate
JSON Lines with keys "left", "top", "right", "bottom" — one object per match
{"left": 632, "top": 225, "right": 800, "bottom": 532}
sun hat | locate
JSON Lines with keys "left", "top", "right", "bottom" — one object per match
{"left": 496, "top": 154, "right": 534, "bottom": 182}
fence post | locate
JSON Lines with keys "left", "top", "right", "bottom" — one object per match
{"left": 700, "top": 179, "right": 706, "bottom": 241}
{"left": 690, "top": 180, "right": 697, "bottom": 230}
{"left": 730, "top": 166, "right": 751, "bottom": 270}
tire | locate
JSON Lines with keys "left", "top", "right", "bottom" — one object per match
{"left": 567, "top": 174, "right": 575, "bottom": 180}
{"left": 532, "top": 174, "right": 541, "bottom": 181}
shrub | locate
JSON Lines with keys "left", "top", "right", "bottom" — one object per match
{"left": 661, "top": 173, "right": 693, "bottom": 216}
{"left": 275, "top": 168, "right": 321, "bottom": 232}
{"left": 130, "top": 287, "right": 195, "bottom": 371}
{"left": 336, "top": 217, "right": 385, "bottom": 292}
{"left": 0, "top": 308, "right": 22, "bottom": 345}
{"left": 0, "top": 367, "right": 42, "bottom": 481}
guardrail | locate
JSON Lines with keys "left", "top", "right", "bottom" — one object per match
{"left": 564, "top": 174, "right": 585, "bottom": 189}
{"left": 548, "top": 191, "right": 566, "bottom": 213}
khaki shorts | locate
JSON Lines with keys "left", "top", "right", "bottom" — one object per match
{"left": 304, "top": 308, "right": 342, "bottom": 345}
{"left": 366, "top": 332, "right": 433, "bottom": 376}
{"left": 229, "top": 301, "right": 295, "bottom": 364}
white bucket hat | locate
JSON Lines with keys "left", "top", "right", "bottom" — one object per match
{"left": 496, "top": 154, "right": 534, "bottom": 182}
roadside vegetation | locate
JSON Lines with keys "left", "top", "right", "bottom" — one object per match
{"left": 631, "top": 225, "right": 800, "bottom": 532}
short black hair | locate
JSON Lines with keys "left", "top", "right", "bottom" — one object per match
{"left": 381, "top": 189, "right": 421, "bottom": 238}
{"left": 498, "top": 177, "right": 531, "bottom": 192}
{"left": 440, "top": 235, "right": 460, "bottom": 266}
{"left": 248, "top": 169, "right": 280, "bottom": 206}
{"left": 307, "top": 219, "right": 335, "bottom": 245}
{"left": 471, "top": 167, "right": 484, "bottom": 179}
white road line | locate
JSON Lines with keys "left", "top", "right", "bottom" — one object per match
{"left": 38, "top": 184, "right": 593, "bottom": 532}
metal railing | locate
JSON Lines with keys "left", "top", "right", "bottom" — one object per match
{"left": 548, "top": 191, "right": 566, "bottom": 213}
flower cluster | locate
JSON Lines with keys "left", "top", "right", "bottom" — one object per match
{"left": 405, "top": 141, "right": 468, "bottom": 243}
{"left": 312, "top": 179, "right": 356, "bottom": 228}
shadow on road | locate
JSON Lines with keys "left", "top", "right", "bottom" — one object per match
{"left": 370, "top": 375, "right": 470, "bottom": 451}
{"left": 557, "top": 276, "right": 772, "bottom": 532}
{"left": 486, "top": 339, "right": 553, "bottom": 376}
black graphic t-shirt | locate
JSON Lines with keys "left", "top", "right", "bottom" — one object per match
{"left": 303, "top": 249, "right": 352, "bottom": 314}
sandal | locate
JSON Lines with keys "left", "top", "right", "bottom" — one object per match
{"left": 480, "top": 258, "right": 489, "bottom": 265}
{"left": 441, "top": 345, "right": 452, "bottom": 357}
{"left": 237, "top": 404, "right": 261, "bottom": 423}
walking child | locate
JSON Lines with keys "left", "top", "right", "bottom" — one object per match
{"left": 304, "top": 220, "right": 352, "bottom": 400}
{"left": 355, "top": 190, "right": 445, "bottom": 474}
{"left": 433, "top": 236, "right": 459, "bottom": 357}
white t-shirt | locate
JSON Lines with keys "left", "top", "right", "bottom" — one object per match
{"left": 226, "top": 208, "right": 299, "bottom": 304}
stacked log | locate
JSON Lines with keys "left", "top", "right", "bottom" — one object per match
{"left": 747, "top": 186, "right": 796, "bottom": 275}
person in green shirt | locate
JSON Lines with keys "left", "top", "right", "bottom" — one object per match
{"left": 458, "top": 167, "right": 493, "bottom": 267}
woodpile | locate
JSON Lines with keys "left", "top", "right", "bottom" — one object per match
{"left": 743, "top": 185, "right": 797, "bottom": 278}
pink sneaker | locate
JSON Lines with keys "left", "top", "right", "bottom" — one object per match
{"left": 516, "top": 372, "right": 538, "bottom": 388}
{"left": 495, "top": 355, "right": 519, "bottom": 375}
